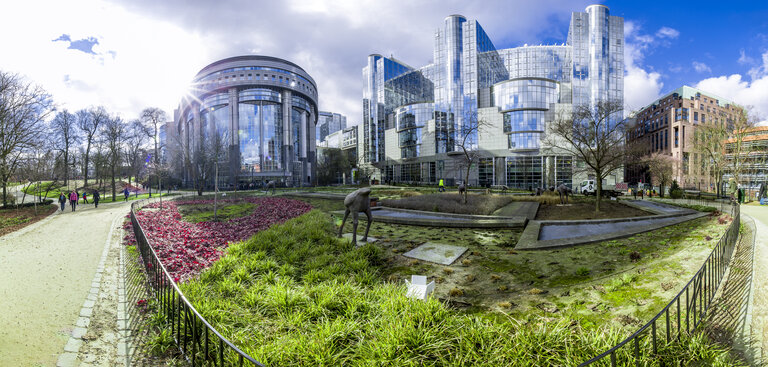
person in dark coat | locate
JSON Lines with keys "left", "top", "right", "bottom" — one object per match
{"left": 93, "top": 190, "right": 100, "bottom": 208}
{"left": 123, "top": 187, "right": 130, "bottom": 202}
{"left": 58, "top": 192, "right": 66, "bottom": 212}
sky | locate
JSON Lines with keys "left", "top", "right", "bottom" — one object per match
{"left": 2, "top": 0, "right": 768, "bottom": 124}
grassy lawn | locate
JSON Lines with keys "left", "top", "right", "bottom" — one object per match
{"left": 173, "top": 203, "right": 741, "bottom": 366}
{"left": 382, "top": 193, "right": 514, "bottom": 215}
{"left": 21, "top": 181, "right": 66, "bottom": 198}
{"left": 178, "top": 201, "right": 258, "bottom": 222}
{"left": 96, "top": 192, "right": 175, "bottom": 204}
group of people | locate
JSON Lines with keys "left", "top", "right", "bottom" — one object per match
{"left": 57, "top": 189, "right": 101, "bottom": 212}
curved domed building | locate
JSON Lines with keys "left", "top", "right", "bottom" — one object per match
{"left": 172, "top": 55, "right": 318, "bottom": 188}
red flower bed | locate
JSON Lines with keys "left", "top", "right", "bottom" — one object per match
{"left": 124, "top": 197, "right": 312, "bottom": 282}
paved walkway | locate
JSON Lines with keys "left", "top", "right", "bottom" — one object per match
{"left": 739, "top": 205, "right": 768, "bottom": 364}
{"left": 0, "top": 199, "right": 131, "bottom": 366}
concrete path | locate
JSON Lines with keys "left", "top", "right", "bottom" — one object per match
{"left": 0, "top": 199, "right": 131, "bottom": 366}
{"left": 739, "top": 205, "right": 768, "bottom": 364}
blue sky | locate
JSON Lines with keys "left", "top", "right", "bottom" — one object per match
{"left": 1, "top": 0, "right": 767, "bottom": 122}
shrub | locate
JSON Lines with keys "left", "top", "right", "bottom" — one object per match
{"left": 576, "top": 267, "right": 590, "bottom": 276}
{"left": 629, "top": 251, "right": 642, "bottom": 262}
{"left": 669, "top": 180, "right": 683, "bottom": 199}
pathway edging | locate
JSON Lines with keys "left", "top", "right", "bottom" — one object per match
{"left": 56, "top": 212, "right": 124, "bottom": 367}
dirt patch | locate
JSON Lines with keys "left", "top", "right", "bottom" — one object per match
{"left": 535, "top": 200, "right": 651, "bottom": 220}
{"left": 0, "top": 204, "right": 57, "bottom": 236}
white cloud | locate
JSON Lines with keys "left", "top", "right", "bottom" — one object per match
{"left": 692, "top": 61, "right": 711, "bottom": 73}
{"left": 695, "top": 74, "right": 768, "bottom": 119}
{"left": 655, "top": 27, "right": 680, "bottom": 39}
{"left": 623, "top": 21, "right": 664, "bottom": 114}
{"left": 738, "top": 49, "right": 755, "bottom": 65}
{"left": 0, "top": 0, "right": 213, "bottom": 119}
{"left": 747, "top": 50, "right": 768, "bottom": 80}
{"left": 3, "top": 0, "right": 597, "bottom": 123}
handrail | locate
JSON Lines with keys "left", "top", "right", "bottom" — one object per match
{"left": 580, "top": 202, "right": 741, "bottom": 365}
{"left": 129, "top": 197, "right": 264, "bottom": 366}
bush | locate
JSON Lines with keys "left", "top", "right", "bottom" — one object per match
{"left": 669, "top": 180, "right": 683, "bottom": 199}
{"left": 1, "top": 199, "right": 53, "bottom": 209}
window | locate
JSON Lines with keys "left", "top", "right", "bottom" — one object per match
{"left": 674, "top": 127, "right": 679, "bottom": 147}
{"left": 694, "top": 111, "right": 698, "bottom": 121}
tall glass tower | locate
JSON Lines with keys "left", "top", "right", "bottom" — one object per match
{"left": 361, "top": 4, "right": 623, "bottom": 188}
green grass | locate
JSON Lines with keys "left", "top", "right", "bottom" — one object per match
{"left": 178, "top": 209, "right": 744, "bottom": 366}
{"left": 96, "top": 192, "right": 175, "bottom": 204}
{"left": 649, "top": 199, "right": 718, "bottom": 212}
{"left": 21, "top": 181, "right": 65, "bottom": 198}
{"left": 0, "top": 216, "right": 30, "bottom": 229}
{"left": 179, "top": 201, "right": 258, "bottom": 223}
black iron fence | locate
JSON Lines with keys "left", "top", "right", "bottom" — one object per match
{"left": 129, "top": 198, "right": 264, "bottom": 366}
{"left": 579, "top": 202, "right": 741, "bottom": 366}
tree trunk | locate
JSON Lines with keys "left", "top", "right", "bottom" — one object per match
{"left": 64, "top": 151, "right": 69, "bottom": 186}
{"left": 84, "top": 143, "right": 90, "bottom": 188}
{"left": 595, "top": 173, "right": 602, "bottom": 212}
{"left": 111, "top": 163, "right": 116, "bottom": 201}
{"left": 1, "top": 182, "right": 6, "bottom": 207}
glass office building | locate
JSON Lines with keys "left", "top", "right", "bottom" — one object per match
{"left": 361, "top": 4, "right": 623, "bottom": 188}
{"left": 172, "top": 55, "right": 318, "bottom": 188}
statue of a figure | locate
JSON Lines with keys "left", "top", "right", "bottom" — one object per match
{"left": 338, "top": 187, "right": 372, "bottom": 245}
{"left": 557, "top": 184, "right": 572, "bottom": 204}
{"left": 265, "top": 180, "right": 276, "bottom": 195}
{"left": 535, "top": 187, "right": 544, "bottom": 196}
{"left": 458, "top": 183, "right": 466, "bottom": 196}
{"left": 759, "top": 182, "right": 767, "bottom": 201}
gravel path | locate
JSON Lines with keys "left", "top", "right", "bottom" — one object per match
{"left": 0, "top": 199, "right": 131, "bottom": 366}
{"left": 740, "top": 206, "right": 768, "bottom": 365}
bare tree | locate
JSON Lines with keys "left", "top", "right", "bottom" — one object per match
{"left": 544, "top": 100, "right": 633, "bottom": 212}
{"left": 644, "top": 152, "right": 678, "bottom": 198}
{"left": 78, "top": 106, "right": 108, "bottom": 188}
{"left": 694, "top": 120, "right": 728, "bottom": 196}
{"left": 102, "top": 114, "right": 127, "bottom": 200}
{"left": 172, "top": 127, "right": 226, "bottom": 196}
{"left": 139, "top": 107, "right": 167, "bottom": 166}
{"left": 728, "top": 107, "right": 759, "bottom": 185}
{"left": 0, "top": 71, "right": 53, "bottom": 206}
{"left": 124, "top": 120, "right": 149, "bottom": 186}
{"left": 51, "top": 109, "right": 80, "bottom": 187}
{"left": 451, "top": 112, "right": 491, "bottom": 204}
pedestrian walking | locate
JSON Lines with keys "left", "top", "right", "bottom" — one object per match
{"left": 69, "top": 191, "right": 78, "bottom": 212}
{"left": 58, "top": 192, "right": 66, "bottom": 212}
{"left": 93, "top": 190, "right": 100, "bottom": 208}
{"left": 438, "top": 179, "right": 445, "bottom": 192}
{"left": 82, "top": 191, "right": 89, "bottom": 204}
{"left": 123, "top": 187, "right": 130, "bottom": 202}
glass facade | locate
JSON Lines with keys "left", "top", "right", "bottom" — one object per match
{"left": 395, "top": 103, "right": 433, "bottom": 159}
{"left": 361, "top": 6, "right": 624, "bottom": 187}
{"left": 174, "top": 56, "right": 318, "bottom": 188}
{"left": 506, "top": 156, "right": 543, "bottom": 189}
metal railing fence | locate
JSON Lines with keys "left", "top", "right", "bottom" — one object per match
{"left": 580, "top": 202, "right": 741, "bottom": 366}
{"left": 129, "top": 197, "right": 264, "bottom": 366}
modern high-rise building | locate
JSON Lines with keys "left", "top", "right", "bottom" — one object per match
{"left": 361, "top": 4, "right": 623, "bottom": 187}
{"left": 317, "top": 111, "right": 347, "bottom": 142}
{"left": 625, "top": 86, "right": 742, "bottom": 190}
{"left": 169, "top": 55, "right": 318, "bottom": 188}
